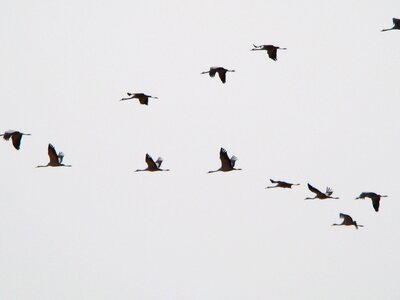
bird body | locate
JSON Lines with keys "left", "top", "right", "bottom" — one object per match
{"left": 135, "top": 154, "right": 169, "bottom": 172}
{"left": 201, "top": 67, "right": 235, "bottom": 83}
{"left": 208, "top": 147, "right": 241, "bottom": 173}
{"left": 305, "top": 183, "right": 339, "bottom": 200}
{"left": 251, "top": 44, "right": 287, "bottom": 61}
{"left": 356, "top": 192, "right": 387, "bottom": 212}
{"left": 36, "top": 144, "right": 71, "bottom": 168}
{"left": 332, "top": 213, "right": 363, "bottom": 229}
{"left": 120, "top": 93, "right": 158, "bottom": 105}
{"left": 0, "top": 130, "right": 31, "bottom": 150}
{"left": 382, "top": 18, "right": 400, "bottom": 31}
{"left": 266, "top": 179, "right": 300, "bottom": 189}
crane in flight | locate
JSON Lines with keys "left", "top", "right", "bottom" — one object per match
{"left": 201, "top": 67, "right": 235, "bottom": 83}
{"left": 208, "top": 147, "right": 241, "bottom": 173}
{"left": 251, "top": 44, "right": 287, "bottom": 61}
{"left": 381, "top": 18, "right": 400, "bottom": 31}
{"left": 36, "top": 144, "right": 71, "bottom": 168}
{"left": 355, "top": 192, "right": 387, "bottom": 212}
{"left": 332, "top": 213, "right": 363, "bottom": 229}
{"left": 135, "top": 154, "right": 170, "bottom": 172}
{"left": 120, "top": 93, "right": 158, "bottom": 105}
{"left": 266, "top": 179, "right": 300, "bottom": 189}
{"left": 0, "top": 130, "right": 31, "bottom": 150}
{"left": 305, "top": 183, "right": 339, "bottom": 200}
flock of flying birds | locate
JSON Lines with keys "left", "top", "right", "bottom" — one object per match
{"left": 2, "top": 18, "right": 398, "bottom": 229}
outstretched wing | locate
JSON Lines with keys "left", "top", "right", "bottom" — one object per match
{"left": 230, "top": 155, "right": 238, "bottom": 168}
{"left": 209, "top": 68, "right": 217, "bottom": 77}
{"left": 270, "top": 179, "right": 278, "bottom": 184}
{"left": 145, "top": 154, "right": 158, "bottom": 169}
{"left": 372, "top": 197, "right": 380, "bottom": 212}
{"left": 2, "top": 130, "right": 15, "bottom": 141}
{"left": 339, "top": 213, "right": 353, "bottom": 223}
{"left": 326, "top": 187, "right": 333, "bottom": 196}
{"left": 218, "top": 70, "right": 226, "bottom": 83}
{"left": 155, "top": 157, "right": 163, "bottom": 168}
{"left": 308, "top": 183, "right": 322, "bottom": 195}
{"left": 58, "top": 152, "right": 64, "bottom": 163}
{"left": 11, "top": 132, "right": 23, "bottom": 150}
{"left": 48, "top": 144, "right": 59, "bottom": 165}
{"left": 267, "top": 48, "right": 278, "bottom": 61}
{"left": 219, "top": 148, "right": 231, "bottom": 169}
{"left": 138, "top": 95, "right": 149, "bottom": 105}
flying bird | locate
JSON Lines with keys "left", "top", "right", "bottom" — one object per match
{"left": 266, "top": 179, "right": 300, "bottom": 189}
{"left": 251, "top": 44, "right": 287, "bottom": 61}
{"left": 36, "top": 144, "right": 71, "bottom": 168}
{"left": 135, "top": 154, "right": 170, "bottom": 172}
{"left": 332, "top": 213, "right": 363, "bottom": 229}
{"left": 381, "top": 18, "right": 400, "bottom": 32}
{"left": 0, "top": 130, "right": 31, "bottom": 150}
{"left": 120, "top": 93, "right": 158, "bottom": 105}
{"left": 305, "top": 183, "right": 339, "bottom": 200}
{"left": 201, "top": 67, "right": 235, "bottom": 83}
{"left": 355, "top": 192, "right": 387, "bottom": 212}
{"left": 208, "top": 147, "right": 241, "bottom": 173}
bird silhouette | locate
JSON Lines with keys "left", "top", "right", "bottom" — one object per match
{"left": 201, "top": 67, "right": 235, "bottom": 83}
{"left": 0, "top": 130, "right": 31, "bottom": 150}
{"left": 120, "top": 93, "right": 158, "bottom": 105}
{"left": 36, "top": 144, "right": 71, "bottom": 168}
{"left": 381, "top": 18, "right": 400, "bottom": 32}
{"left": 251, "top": 44, "right": 287, "bottom": 61}
{"left": 135, "top": 154, "right": 169, "bottom": 172}
{"left": 266, "top": 179, "right": 300, "bottom": 189}
{"left": 208, "top": 147, "right": 241, "bottom": 173}
{"left": 332, "top": 213, "right": 363, "bottom": 229}
{"left": 305, "top": 183, "right": 339, "bottom": 200}
{"left": 356, "top": 192, "right": 387, "bottom": 212}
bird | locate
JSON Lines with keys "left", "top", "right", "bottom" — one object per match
{"left": 36, "top": 144, "right": 71, "bottom": 168}
{"left": 305, "top": 183, "right": 339, "bottom": 200}
{"left": 120, "top": 93, "right": 158, "bottom": 105}
{"left": 208, "top": 147, "right": 241, "bottom": 173}
{"left": 251, "top": 44, "right": 287, "bottom": 61}
{"left": 355, "top": 192, "right": 387, "bottom": 212}
{"left": 201, "top": 67, "right": 235, "bottom": 83}
{"left": 266, "top": 179, "right": 300, "bottom": 189}
{"left": 0, "top": 130, "right": 31, "bottom": 150}
{"left": 135, "top": 154, "right": 169, "bottom": 172}
{"left": 332, "top": 213, "right": 363, "bottom": 229}
{"left": 381, "top": 18, "right": 400, "bottom": 32}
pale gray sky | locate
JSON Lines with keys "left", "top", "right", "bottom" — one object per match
{"left": 1, "top": 1, "right": 399, "bottom": 299}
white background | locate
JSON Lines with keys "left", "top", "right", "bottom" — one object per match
{"left": 1, "top": 1, "right": 399, "bottom": 299}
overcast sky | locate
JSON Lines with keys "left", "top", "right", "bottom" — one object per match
{"left": 1, "top": 1, "right": 400, "bottom": 299}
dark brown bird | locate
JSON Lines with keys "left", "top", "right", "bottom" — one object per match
{"left": 381, "top": 18, "right": 400, "bottom": 32}
{"left": 356, "top": 192, "right": 387, "bottom": 212}
{"left": 36, "top": 144, "right": 71, "bottom": 168}
{"left": 201, "top": 67, "right": 235, "bottom": 83}
{"left": 208, "top": 147, "right": 241, "bottom": 173}
{"left": 251, "top": 44, "right": 287, "bottom": 61}
{"left": 332, "top": 213, "right": 363, "bottom": 229}
{"left": 266, "top": 179, "right": 300, "bottom": 189}
{"left": 120, "top": 93, "right": 158, "bottom": 105}
{"left": 135, "top": 154, "right": 169, "bottom": 172}
{"left": 0, "top": 130, "right": 31, "bottom": 150}
{"left": 305, "top": 183, "right": 339, "bottom": 200}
